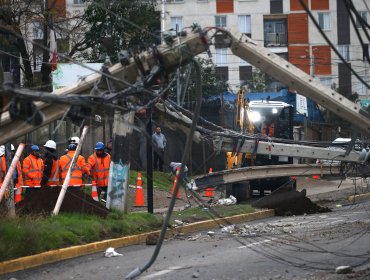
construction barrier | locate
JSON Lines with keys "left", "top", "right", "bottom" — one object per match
{"left": 135, "top": 172, "right": 145, "bottom": 207}
{"left": 91, "top": 185, "right": 99, "bottom": 201}
{"left": 171, "top": 167, "right": 181, "bottom": 199}
{"left": 204, "top": 167, "right": 214, "bottom": 198}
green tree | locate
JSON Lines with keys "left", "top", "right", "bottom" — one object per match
{"left": 80, "top": 0, "right": 160, "bottom": 63}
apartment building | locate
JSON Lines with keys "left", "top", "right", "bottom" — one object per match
{"left": 164, "top": 0, "right": 370, "bottom": 101}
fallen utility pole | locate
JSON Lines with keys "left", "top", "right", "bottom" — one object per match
{"left": 0, "top": 143, "right": 25, "bottom": 206}
{"left": 52, "top": 126, "right": 89, "bottom": 216}
{"left": 193, "top": 163, "right": 370, "bottom": 189}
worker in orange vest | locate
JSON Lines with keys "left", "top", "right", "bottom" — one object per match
{"left": 40, "top": 140, "right": 59, "bottom": 187}
{"left": 59, "top": 143, "right": 87, "bottom": 187}
{"left": 86, "top": 142, "right": 111, "bottom": 201}
{"left": 0, "top": 145, "right": 23, "bottom": 201}
{"left": 22, "top": 145, "right": 44, "bottom": 193}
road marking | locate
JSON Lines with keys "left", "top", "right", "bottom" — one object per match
{"left": 238, "top": 238, "right": 277, "bottom": 249}
{"left": 140, "top": 266, "right": 190, "bottom": 279}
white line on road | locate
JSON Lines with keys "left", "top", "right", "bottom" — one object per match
{"left": 238, "top": 238, "right": 277, "bottom": 249}
{"left": 140, "top": 266, "right": 191, "bottom": 279}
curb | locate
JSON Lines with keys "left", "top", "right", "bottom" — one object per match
{"left": 348, "top": 192, "right": 370, "bottom": 202}
{"left": 0, "top": 209, "right": 274, "bottom": 276}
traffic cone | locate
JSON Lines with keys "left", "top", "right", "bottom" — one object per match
{"left": 135, "top": 172, "right": 145, "bottom": 206}
{"left": 14, "top": 187, "right": 22, "bottom": 204}
{"left": 171, "top": 167, "right": 181, "bottom": 199}
{"left": 204, "top": 168, "right": 214, "bottom": 198}
{"left": 312, "top": 175, "right": 320, "bottom": 179}
{"left": 91, "top": 185, "right": 99, "bottom": 201}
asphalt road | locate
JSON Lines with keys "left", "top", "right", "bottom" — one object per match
{"left": 3, "top": 194, "right": 370, "bottom": 280}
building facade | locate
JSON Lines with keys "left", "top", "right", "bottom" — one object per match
{"left": 164, "top": 0, "right": 370, "bottom": 100}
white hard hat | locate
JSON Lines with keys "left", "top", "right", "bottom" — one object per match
{"left": 68, "top": 136, "right": 80, "bottom": 145}
{"left": 0, "top": 145, "right": 4, "bottom": 157}
{"left": 44, "top": 140, "right": 57, "bottom": 150}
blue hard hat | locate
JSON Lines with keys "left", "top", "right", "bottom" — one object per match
{"left": 31, "top": 145, "right": 39, "bottom": 151}
{"left": 95, "top": 142, "right": 105, "bottom": 150}
{"left": 68, "top": 144, "right": 77, "bottom": 150}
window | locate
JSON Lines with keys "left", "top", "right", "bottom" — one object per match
{"left": 318, "top": 12, "right": 330, "bottom": 30}
{"left": 73, "top": 0, "right": 85, "bottom": 4}
{"left": 356, "top": 11, "right": 368, "bottom": 28}
{"left": 32, "top": 22, "right": 43, "bottom": 39}
{"left": 216, "top": 48, "right": 227, "bottom": 65}
{"left": 238, "top": 15, "right": 251, "bottom": 36}
{"left": 170, "top": 17, "right": 183, "bottom": 35}
{"left": 270, "top": 0, "right": 283, "bottom": 14}
{"left": 338, "top": 45, "right": 350, "bottom": 61}
{"left": 319, "top": 77, "right": 332, "bottom": 88}
{"left": 215, "top": 16, "right": 227, "bottom": 28}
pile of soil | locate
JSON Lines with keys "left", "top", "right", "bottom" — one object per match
{"left": 252, "top": 189, "right": 331, "bottom": 216}
{"left": 16, "top": 187, "right": 110, "bottom": 217}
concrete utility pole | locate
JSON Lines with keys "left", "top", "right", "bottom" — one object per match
{"left": 52, "top": 126, "right": 89, "bottom": 216}
{"left": 146, "top": 108, "right": 154, "bottom": 213}
{"left": 106, "top": 111, "right": 134, "bottom": 212}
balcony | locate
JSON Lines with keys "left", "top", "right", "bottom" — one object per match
{"left": 264, "top": 19, "right": 287, "bottom": 47}
{"left": 264, "top": 32, "right": 287, "bottom": 47}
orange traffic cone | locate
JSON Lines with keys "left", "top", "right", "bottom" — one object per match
{"left": 204, "top": 168, "right": 214, "bottom": 198}
{"left": 14, "top": 187, "right": 22, "bottom": 204}
{"left": 171, "top": 167, "right": 181, "bottom": 199}
{"left": 91, "top": 185, "right": 99, "bottom": 201}
{"left": 135, "top": 172, "right": 145, "bottom": 206}
{"left": 312, "top": 175, "right": 320, "bottom": 179}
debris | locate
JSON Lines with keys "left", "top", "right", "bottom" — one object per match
{"left": 192, "top": 272, "right": 200, "bottom": 278}
{"left": 217, "top": 195, "right": 237, "bottom": 205}
{"left": 186, "top": 180, "right": 198, "bottom": 191}
{"left": 207, "top": 231, "right": 215, "bottom": 236}
{"left": 336, "top": 204, "right": 342, "bottom": 208}
{"left": 174, "top": 219, "right": 184, "bottom": 226}
{"left": 104, "top": 247, "right": 122, "bottom": 258}
{"left": 221, "top": 224, "right": 237, "bottom": 234}
{"left": 146, "top": 233, "right": 159, "bottom": 245}
{"left": 188, "top": 233, "right": 202, "bottom": 241}
{"left": 252, "top": 189, "right": 331, "bottom": 216}
{"left": 335, "top": 265, "right": 353, "bottom": 274}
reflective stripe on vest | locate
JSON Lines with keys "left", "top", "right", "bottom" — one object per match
{"left": 61, "top": 154, "right": 83, "bottom": 180}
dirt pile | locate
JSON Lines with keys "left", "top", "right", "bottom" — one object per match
{"left": 252, "top": 188, "right": 331, "bottom": 216}
{"left": 16, "top": 187, "right": 110, "bottom": 217}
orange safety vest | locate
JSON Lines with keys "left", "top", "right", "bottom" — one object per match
{"left": 22, "top": 154, "right": 43, "bottom": 187}
{"left": 87, "top": 153, "right": 111, "bottom": 187}
{"left": 47, "top": 159, "right": 59, "bottom": 186}
{"left": 59, "top": 151, "right": 86, "bottom": 186}
{"left": 0, "top": 156, "right": 23, "bottom": 188}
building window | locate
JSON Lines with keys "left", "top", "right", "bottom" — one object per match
{"left": 215, "top": 15, "right": 227, "bottom": 28}
{"left": 73, "top": 0, "right": 85, "bottom": 4}
{"left": 264, "top": 19, "right": 287, "bottom": 47}
{"left": 170, "top": 16, "right": 183, "bottom": 35}
{"left": 338, "top": 45, "right": 350, "bottom": 61}
{"left": 356, "top": 11, "right": 368, "bottom": 28}
{"left": 238, "top": 15, "right": 251, "bottom": 37}
{"left": 32, "top": 22, "right": 43, "bottom": 39}
{"left": 216, "top": 66, "right": 229, "bottom": 82}
{"left": 319, "top": 77, "right": 332, "bottom": 88}
{"left": 270, "top": 0, "right": 283, "bottom": 14}
{"left": 216, "top": 48, "right": 227, "bottom": 65}
{"left": 318, "top": 12, "right": 330, "bottom": 30}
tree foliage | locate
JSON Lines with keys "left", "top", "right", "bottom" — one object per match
{"left": 81, "top": 0, "right": 160, "bottom": 63}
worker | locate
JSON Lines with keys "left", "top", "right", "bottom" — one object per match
{"left": 40, "top": 140, "right": 59, "bottom": 187}
{"left": 0, "top": 145, "right": 23, "bottom": 200}
{"left": 59, "top": 143, "right": 87, "bottom": 187}
{"left": 86, "top": 141, "right": 111, "bottom": 201}
{"left": 22, "top": 145, "right": 44, "bottom": 190}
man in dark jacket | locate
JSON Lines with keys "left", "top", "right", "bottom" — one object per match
{"left": 41, "top": 140, "right": 59, "bottom": 187}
